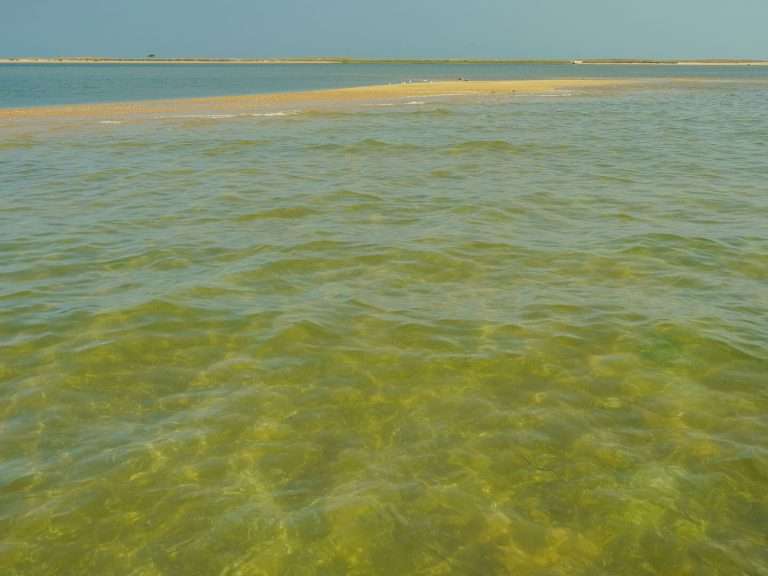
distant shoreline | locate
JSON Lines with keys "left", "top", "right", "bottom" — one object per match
{"left": 2, "top": 57, "right": 768, "bottom": 66}
{"left": 571, "top": 59, "right": 768, "bottom": 66}
{"left": 0, "top": 57, "right": 343, "bottom": 65}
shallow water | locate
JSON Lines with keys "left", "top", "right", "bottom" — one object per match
{"left": 1, "top": 81, "right": 768, "bottom": 575}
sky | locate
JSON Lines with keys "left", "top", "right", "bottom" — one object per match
{"left": 3, "top": 0, "right": 768, "bottom": 59}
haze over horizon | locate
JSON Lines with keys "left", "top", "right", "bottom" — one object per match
{"left": 3, "top": 0, "right": 768, "bottom": 60}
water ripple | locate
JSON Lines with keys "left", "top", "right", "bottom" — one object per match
{"left": 1, "top": 82, "right": 768, "bottom": 575}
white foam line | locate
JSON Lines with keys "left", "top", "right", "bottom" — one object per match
{"left": 165, "top": 113, "right": 236, "bottom": 119}
{"left": 418, "top": 92, "right": 480, "bottom": 98}
{"left": 248, "top": 111, "right": 299, "bottom": 117}
{"left": 536, "top": 91, "right": 575, "bottom": 97}
{"left": 98, "top": 120, "right": 123, "bottom": 125}
{"left": 151, "top": 111, "right": 302, "bottom": 121}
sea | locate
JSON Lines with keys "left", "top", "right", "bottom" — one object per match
{"left": 1, "top": 63, "right": 767, "bottom": 575}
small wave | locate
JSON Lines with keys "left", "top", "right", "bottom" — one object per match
{"left": 299, "top": 109, "right": 385, "bottom": 120}
{"left": 161, "top": 110, "right": 298, "bottom": 121}
{"left": 258, "top": 319, "right": 341, "bottom": 350}
{"left": 537, "top": 91, "right": 575, "bottom": 98}
{"left": 444, "top": 140, "right": 574, "bottom": 155}
{"left": 444, "top": 140, "right": 528, "bottom": 154}
{"left": 237, "top": 206, "right": 319, "bottom": 221}
{"left": 364, "top": 105, "right": 456, "bottom": 117}
{"left": 164, "top": 113, "right": 236, "bottom": 120}
{"left": 81, "top": 167, "right": 134, "bottom": 182}
{"left": 430, "top": 169, "right": 457, "bottom": 179}
{"left": 0, "top": 138, "right": 39, "bottom": 151}
{"left": 98, "top": 120, "right": 123, "bottom": 125}
{"left": 308, "top": 138, "right": 424, "bottom": 155}
{"left": 620, "top": 233, "right": 730, "bottom": 250}
{"left": 162, "top": 114, "right": 215, "bottom": 121}
{"left": 204, "top": 139, "right": 271, "bottom": 156}
{"left": 598, "top": 174, "right": 636, "bottom": 184}
{"left": 320, "top": 188, "right": 383, "bottom": 203}
{"left": 385, "top": 107, "right": 458, "bottom": 119}
{"left": 174, "top": 114, "right": 237, "bottom": 119}
{"left": 421, "top": 93, "right": 474, "bottom": 98}
{"left": 248, "top": 111, "right": 300, "bottom": 117}
{"left": 109, "top": 140, "right": 147, "bottom": 151}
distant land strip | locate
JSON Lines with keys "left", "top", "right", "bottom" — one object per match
{"left": 2, "top": 57, "right": 768, "bottom": 66}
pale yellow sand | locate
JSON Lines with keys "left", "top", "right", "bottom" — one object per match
{"left": 0, "top": 79, "right": 646, "bottom": 121}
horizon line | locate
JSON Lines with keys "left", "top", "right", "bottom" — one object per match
{"left": 3, "top": 56, "right": 768, "bottom": 66}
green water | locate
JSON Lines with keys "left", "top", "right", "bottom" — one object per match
{"left": 1, "top": 83, "right": 767, "bottom": 575}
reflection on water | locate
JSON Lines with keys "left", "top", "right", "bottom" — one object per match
{"left": 1, "top": 82, "right": 767, "bottom": 574}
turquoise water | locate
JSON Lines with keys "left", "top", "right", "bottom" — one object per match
{"left": 2, "top": 62, "right": 768, "bottom": 107}
{"left": 1, "top": 78, "right": 768, "bottom": 574}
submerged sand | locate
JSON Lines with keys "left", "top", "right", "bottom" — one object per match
{"left": 0, "top": 79, "right": 646, "bottom": 121}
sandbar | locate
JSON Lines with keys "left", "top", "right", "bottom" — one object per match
{"left": 0, "top": 79, "right": 645, "bottom": 122}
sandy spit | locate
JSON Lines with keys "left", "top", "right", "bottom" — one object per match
{"left": 0, "top": 79, "right": 645, "bottom": 121}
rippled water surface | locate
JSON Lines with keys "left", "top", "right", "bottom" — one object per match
{"left": 1, "top": 80, "right": 768, "bottom": 575}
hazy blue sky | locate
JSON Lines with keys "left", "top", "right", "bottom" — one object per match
{"left": 3, "top": 0, "right": 768, "bottom": 59}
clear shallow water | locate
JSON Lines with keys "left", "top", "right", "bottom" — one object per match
{"left": 2, "top": 62, "right": 768, "bottom": 107}
{"left": 1, "top": 81, "right": 768, "bottom": 575}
